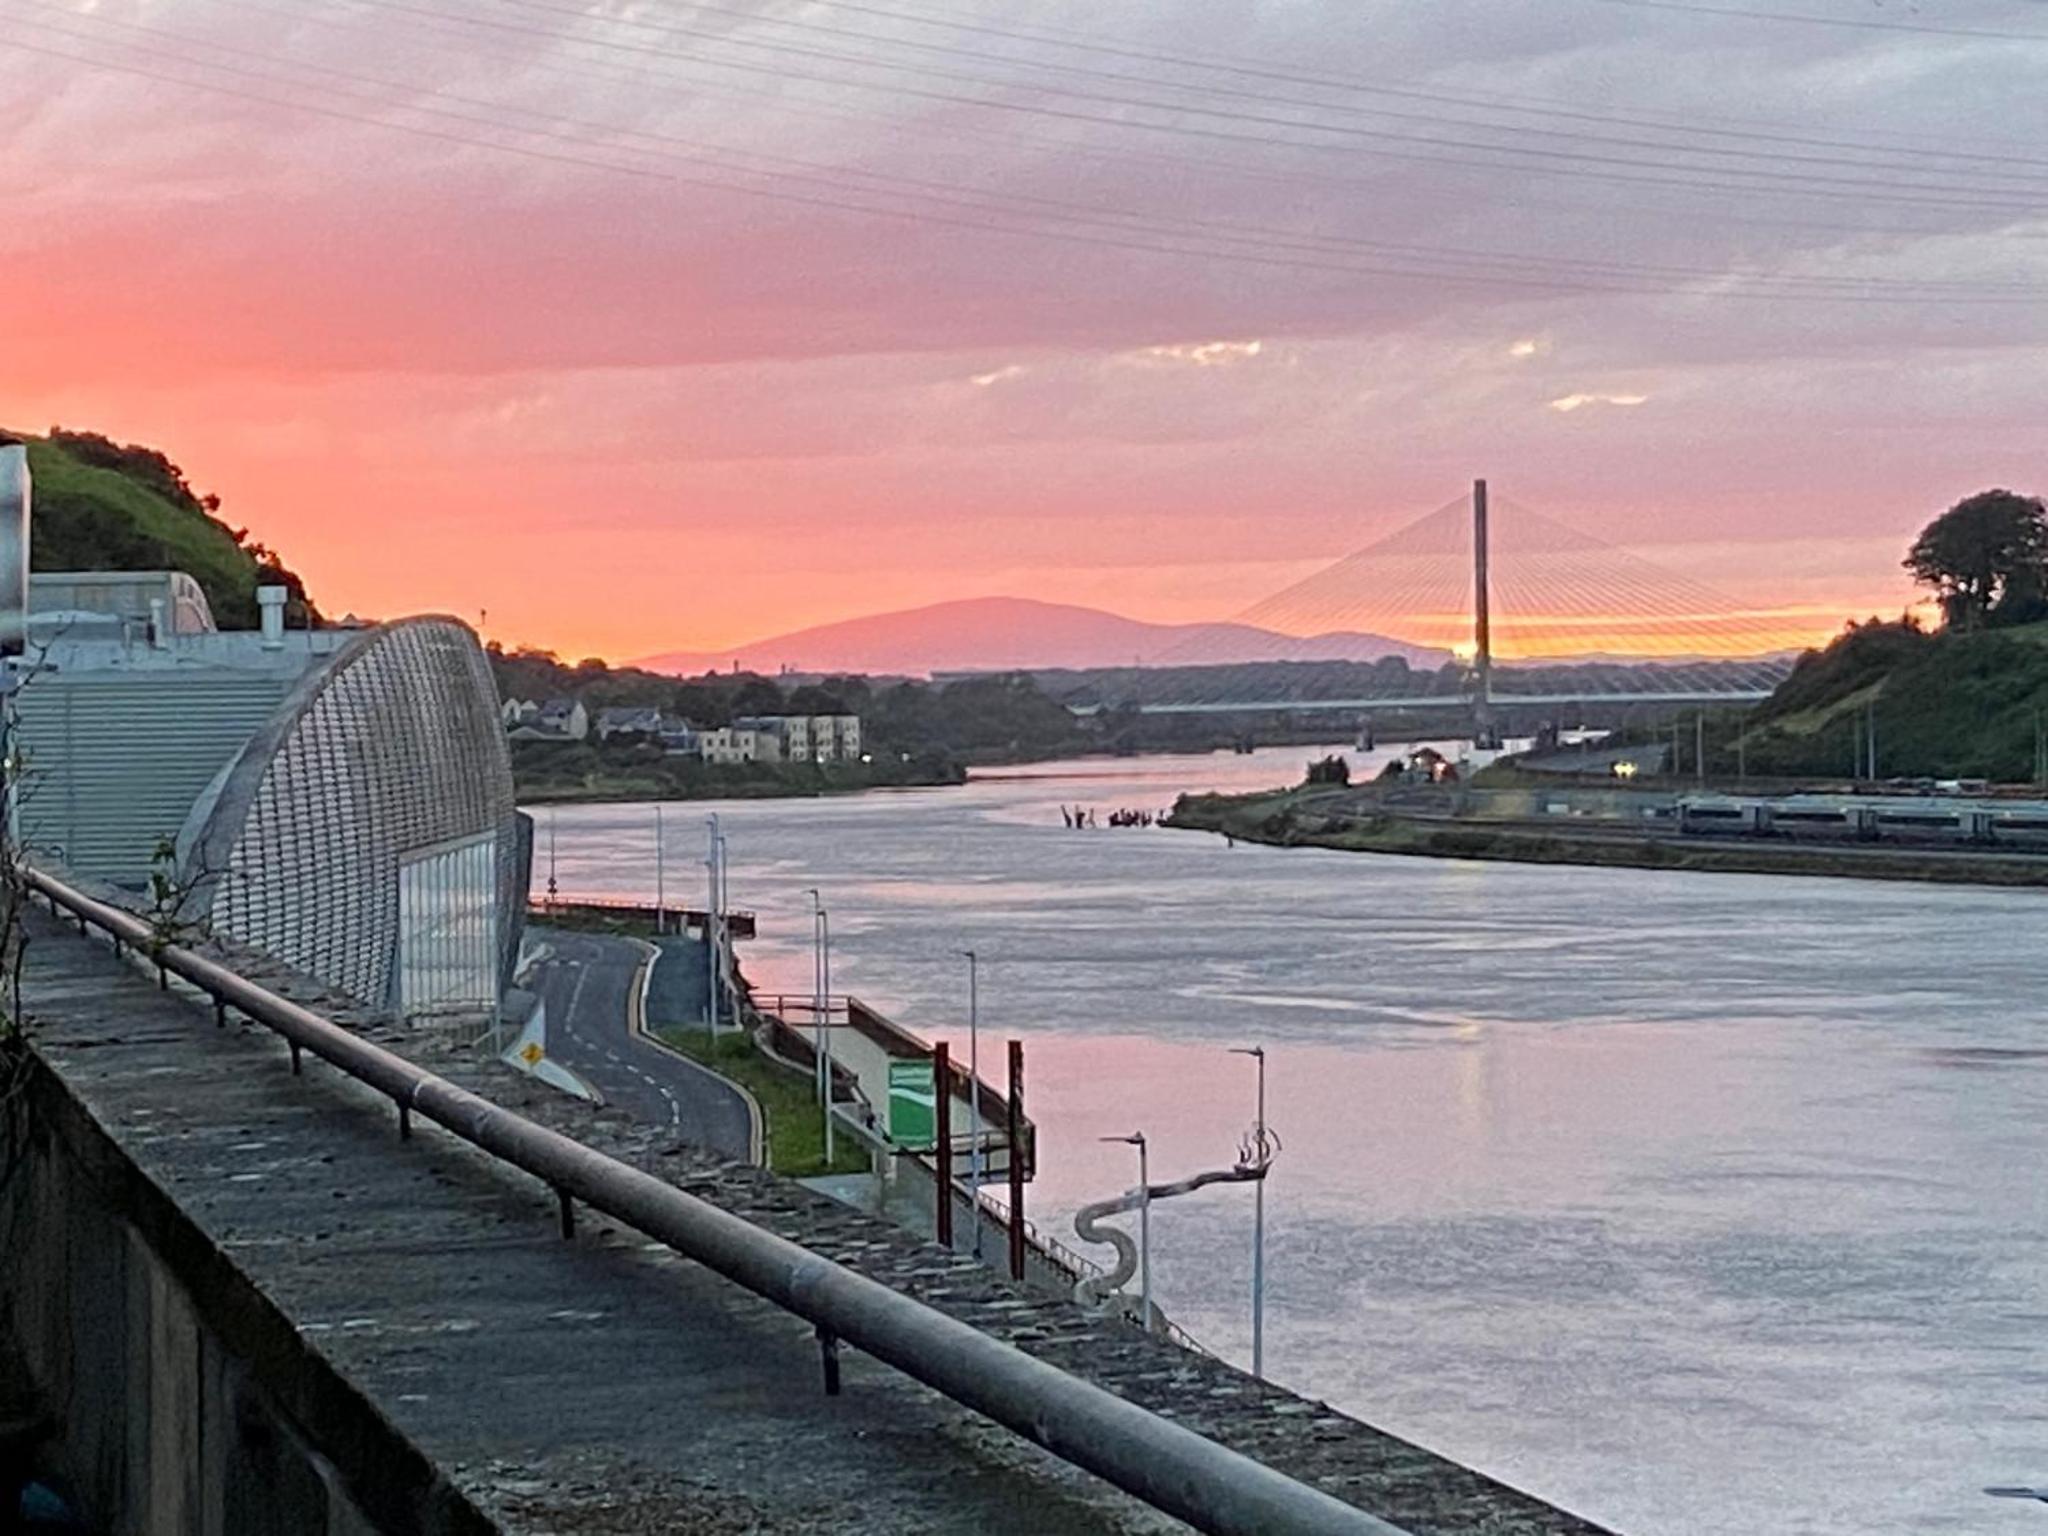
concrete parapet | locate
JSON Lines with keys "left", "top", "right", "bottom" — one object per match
{"left": 2, "top": 912, "right": 1614, "bottom": 1535}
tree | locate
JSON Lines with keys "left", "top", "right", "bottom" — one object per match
{"left": 1904, "top": 489, "right": 2048, "bottom": 630}
{"left": 1305, "top": 754, "right": 1351, "bottom": 786}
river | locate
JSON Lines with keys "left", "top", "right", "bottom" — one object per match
{"left": 530, "top": 743, "right": 2048, "bottom": 1536}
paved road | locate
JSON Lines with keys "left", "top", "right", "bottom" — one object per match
{"left": 525, "top": 928, "right": 756, "bottom": 1161}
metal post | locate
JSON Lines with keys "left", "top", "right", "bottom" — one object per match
{"left": 1694, "top": 712, "right": 1705, "bottom": 786}
{"left": 1868, "top": 701, "right": 1878, "bottom": 782}
{"left": 704, "top": 815, "right": 721, "bottom": 1037}
{"left": 934, "top": 1041, "right": 954, "bottom": 1249}
{"left": 654, "top": 803, "right": 664, "bottom": 934}
{"left": 821, "top": 905, "right": 832, "bottom": 1165}
{"left": 1232, "top": 1046, "right": 1268, "bottom": 1380}
{"left": 807, "top": 889, "right": 823, "bottom": 1106}
{"left": 808, "top": 889, "right": 834, "bottom": 1167}
{"left": 816, "top": 1325, "right": 842, "bottom": 1396}
{"left": 545, "top": 809, "right": 558, "bottom": 907}
{"left": 963, "top": 948, "right": 982, "bottom": 1257}
{"left": 1007, "top": 1039, "right": 1026, "bottom": 1282}
{"left": 1471, "top": 479, "right": 1494, "bottom": 749}
{"left": 1137, "top": 1133, "right": 1152, "bottom": 1333}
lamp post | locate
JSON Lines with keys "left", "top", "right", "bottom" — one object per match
{"left": 653, "top": 803, "right": 665, "bottom": 933}
{"left": 1101, "top": 1132, "right": 1151, "bottom": 1332}
{"left": 807, "top": 889, "right": 834, "bottom": 1165}
{"left": 703, "top": 815, "right": 722, "bottom": 1036}
{"left": 545, "top": 808, "right": 558, "bottom": 907}
{"left": 1229, "top": 1045, "right": 1268, "bottom": 1379}
{"left": 962, "top": 949, "right": 982, "bottom": 1255}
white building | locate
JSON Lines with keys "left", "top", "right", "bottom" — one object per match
{"left": 698, "top": 726, "right": 760, "bottom": 764}
{"left": 732, "top": 713, "right": 862, "bottom": 763}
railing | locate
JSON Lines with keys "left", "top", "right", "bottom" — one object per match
{"left": 981, "top": 1192, "right": 1220, "bottom": 1361}
{"left": 529, "top": 895, "right": 760, "bottom": 938}
{"left": 23, "top": 863, "right": 1403, "bottom": 1536}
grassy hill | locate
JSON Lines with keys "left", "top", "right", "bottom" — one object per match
{"left": 8, "top": 428, "right": 315, "bottom": 628}
{"left": 1739, "top": 619, "right": 2048, "bottom": 781}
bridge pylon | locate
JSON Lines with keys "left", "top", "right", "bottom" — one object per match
{"left": 1471, "top": 478, "right": 1498, "bottom": 749}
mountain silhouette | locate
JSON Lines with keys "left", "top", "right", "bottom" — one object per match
{"left": 631, "top": 596, "right": 1446, "bottom": 677}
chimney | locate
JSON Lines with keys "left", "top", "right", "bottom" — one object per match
{"left": 148, "top": 596, "right": 170, "bottom": 650}
{"left": 0, "top": 442, "right": 30, "bottom": 658}
{"left": 257, "top": 584, "right": 287, "bottom": 650}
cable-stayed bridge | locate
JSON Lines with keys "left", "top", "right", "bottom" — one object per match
{"left": 1072, "top": 483, "right": 1806, "bottom": 725}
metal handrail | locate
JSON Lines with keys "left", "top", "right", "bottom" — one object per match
{"left": 22, "top": 864, "right": 1405, "bottom": 1536}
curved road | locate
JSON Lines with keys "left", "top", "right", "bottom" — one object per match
{"left": 525, "top": 928, "right": 757, "bottom": 1162}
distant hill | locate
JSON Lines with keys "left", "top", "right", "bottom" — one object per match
{"left": 7, "top": 428, "right": 316, "bottom": 628}
{"left": 1740, "top": 618, "right": 2048, "bottom": 780}
{"left": 632, "top": 596, "right": 1446, "bottom": 677}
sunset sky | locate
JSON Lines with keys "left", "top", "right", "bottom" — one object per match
{"left": 5, "top": 0, "right": 2044, "bottom": 661}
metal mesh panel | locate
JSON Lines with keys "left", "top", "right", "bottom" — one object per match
{"left": 201, "top": 619, "right": 520, "bottom": 1016}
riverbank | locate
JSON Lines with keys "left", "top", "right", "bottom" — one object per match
{"left": 515, "top": 752, "right": 965, "bottom": 803}
{"left": 1167, "top": 787, "right": 2048, "bottom": 887}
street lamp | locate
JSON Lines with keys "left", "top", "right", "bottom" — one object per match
{"left": 703, "top": 815, "right": 722, "bottom": 1036}
{"left": 1229, "top": 1044, "right": 1268, "bottom": 1379}
{"left": 545, "top": 807, "right": 558, "bottom": 907}
{"left": 1100, "top": 1131, "right": 1151, "bottom": 1332}
{"left": 962, "top": 949, "right": 982, "bottom": 1255}
{"left": 653, "top": 803, "right": 665, "bottom": 933}
{"left": 807, "top": 889, "right": 834, "bottom": 1165}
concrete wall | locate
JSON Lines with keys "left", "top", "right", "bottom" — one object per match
{"left": 0, "top": 1058, "right": 491, "bottom": 1536}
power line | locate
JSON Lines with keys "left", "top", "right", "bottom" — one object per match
{"left": 136, "top": 0, "right": 2048, "bottom": 240}
{"left": 593, "top": 0, "right": 2048, "bottom": 172}
{"left": 1575, "top": 0, "right": 2048, "bottom": 42}
{"left": 8, "top": 9, "right": 2040, "bottom": 303}
{"left": 472, "top": 0, "right": 2048, "bottom": 183}
{"left": 134, "top": 0, "right": 2048, "bottom": 215}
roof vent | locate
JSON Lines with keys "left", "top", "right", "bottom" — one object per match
{"left": 258, "top": 584, "right": 287, "bottom": 650}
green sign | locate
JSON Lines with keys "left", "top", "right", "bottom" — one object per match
{"left": 888, "top": 1058, "right": 937, "bottom": 1150}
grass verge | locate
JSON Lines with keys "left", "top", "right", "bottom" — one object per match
{"left": 655, "top": 1025, "right": 870, "bottom": 1177}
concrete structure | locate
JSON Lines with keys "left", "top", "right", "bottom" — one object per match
{"left": 2, "top": 910, "right": 1613, "bottom": 1536}
{"left": 11, "top": 613, "right": 355, "bottom": 884}
{"left": 28, "top": 570, "right": 217, "bottom": 641}
{"left": 178, "top": 617, "right": 526, "bottom": 1021}
{"left": 8, "top": 575, "right": 527, "bottom": 1022}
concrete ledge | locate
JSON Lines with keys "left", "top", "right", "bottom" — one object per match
{"left": 4, "top": 913, "right": 1615, "bottom": 1535}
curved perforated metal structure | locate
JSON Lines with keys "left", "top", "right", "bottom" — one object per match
{"left": 182, "top": 616, "right": 523, "bottom": 1018}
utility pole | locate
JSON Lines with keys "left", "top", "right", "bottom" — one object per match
{"left": 1868, "top": 701, "right": 1879, "bottom": 782}
{"left": 1230, "top": 1045, "right": 1268, "bottom": 1380}
{"left": 1471, "top": 479, "right": 1495, "bottom": 750}
{"left": 1695, "top": 713, "right": 1706, "bottom": 787}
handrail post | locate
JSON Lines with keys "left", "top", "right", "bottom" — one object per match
{"left": 934, "top": 1041, "right": 953, "bottom": 1250}
{"left": 1007, "top": 1039, "right": 1026, "bottom": 1282}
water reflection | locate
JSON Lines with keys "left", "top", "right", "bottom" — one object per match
{"left": 531, "top": 743, "right": 2048, "bottom": 1536}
